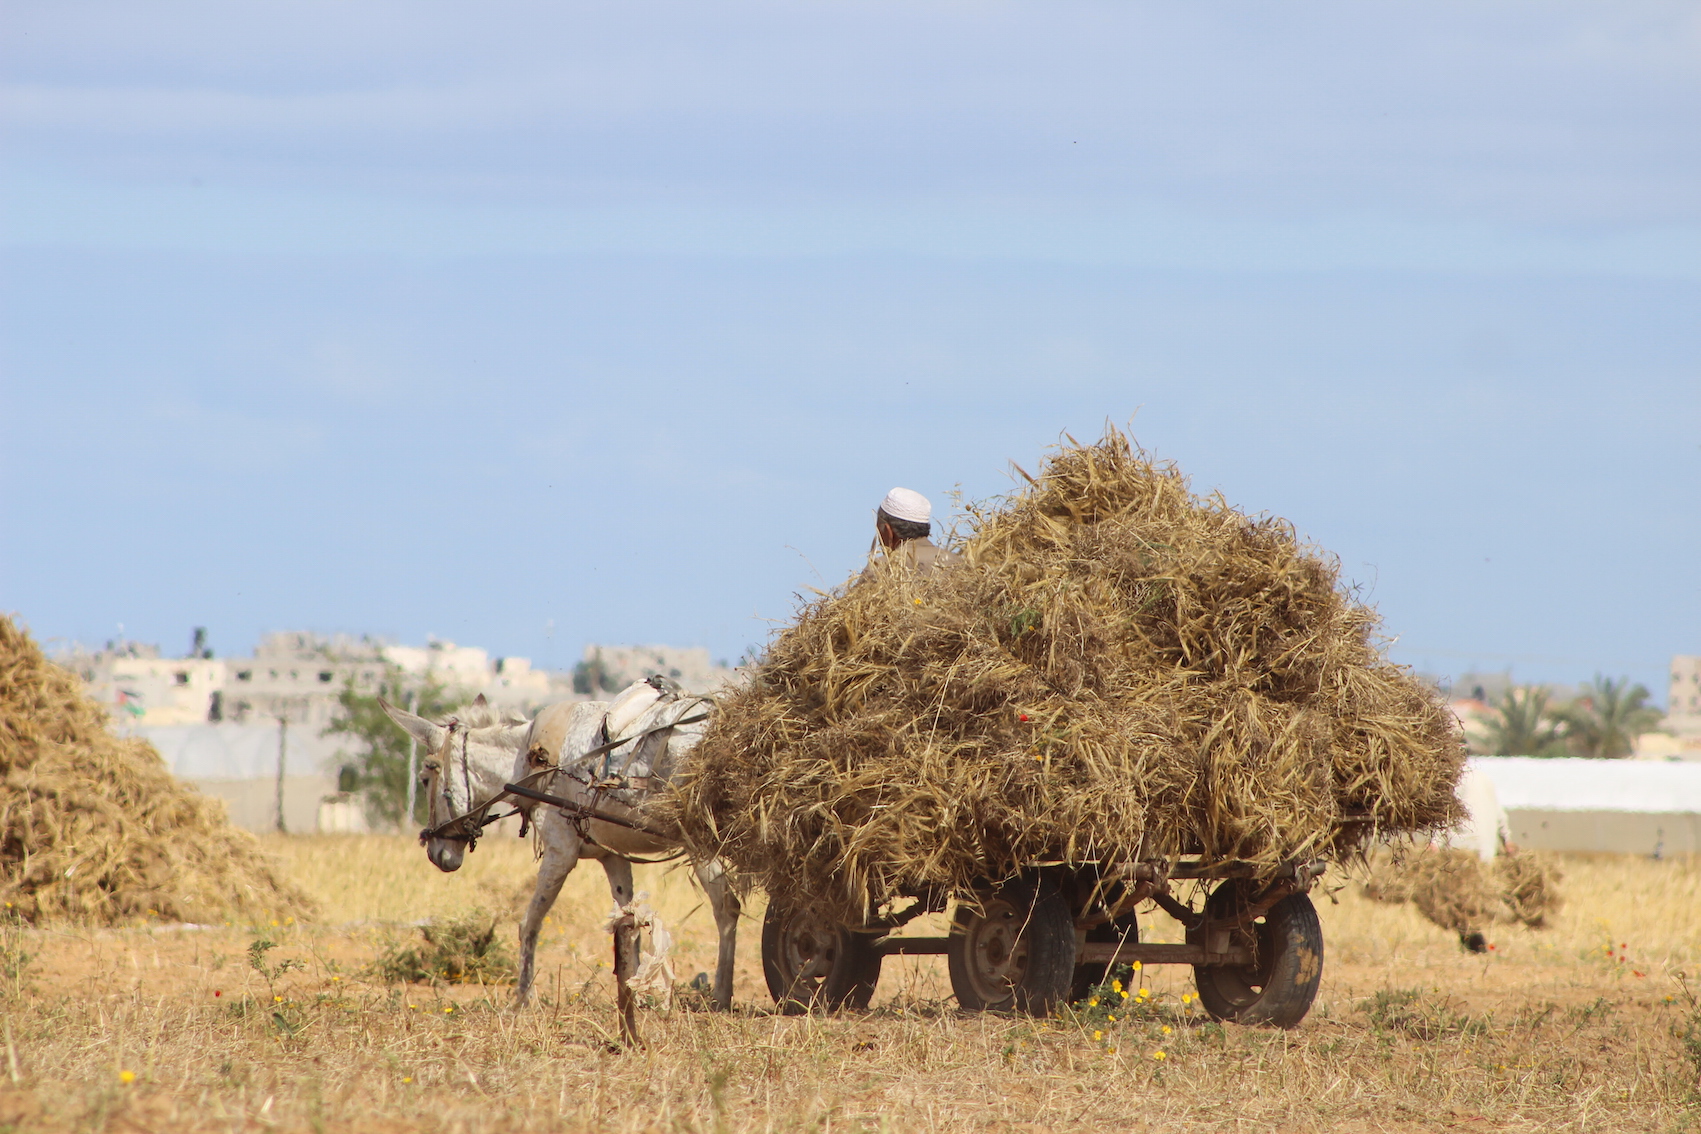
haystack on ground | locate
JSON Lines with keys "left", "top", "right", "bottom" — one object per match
{"left": 1363, "top": 846, "right": 1563, "bottom": 943}
{"left": 669, "top": 429, "right": 1465, "bottom": 921}
{"left": 0, "top": 615, "right": 312, "bottom": 925}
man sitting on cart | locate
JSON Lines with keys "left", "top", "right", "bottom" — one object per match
{"left": 861, "top": 487, "right": 961, "bottom": 579}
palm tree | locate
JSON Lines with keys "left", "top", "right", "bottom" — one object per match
{"left": 1475, "top": 685, "right": 1568, "bottom": 756}
{"left": 1551, "top": 675, "right": 1663, "bottom": 759}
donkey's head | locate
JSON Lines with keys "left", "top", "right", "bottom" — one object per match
{"left": 379, "top": 694, "right": 530, "bottom": 873}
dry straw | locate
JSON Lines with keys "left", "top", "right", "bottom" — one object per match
{"left": 0, "top": 614, "right": 312, "bottom": 925}
{"left": 667, "top": 429, "right": 1465, "bottom": 920}
{"left": 1363, "top": 846, "right": 1563, "bottom": 936}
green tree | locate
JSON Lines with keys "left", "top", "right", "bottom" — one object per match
{"left": 1474, "top": 685, "right": 1568, "bottom": 756}
{"left": 1552, "top": 674, "right": 1663, "bottom": 759}
{"left": 322, "top": 667, "right": 461, "bottom": 826}
{"left": 571, "top": 652, "right": 617, "bottom": 695}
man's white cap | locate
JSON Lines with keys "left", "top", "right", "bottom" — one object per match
{"left": 879, "top": 487, "right": 931, "bottom": 524}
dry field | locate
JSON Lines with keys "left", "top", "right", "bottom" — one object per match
{"left": 2, "top": 838, "right": 1698, "bottom": 1133}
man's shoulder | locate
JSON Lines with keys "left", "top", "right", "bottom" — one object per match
{"left": 859, "top": 537, "right": 962, "bottom": 582}
{"left": 909, "top": 539, "right": 962, "bottom": 572}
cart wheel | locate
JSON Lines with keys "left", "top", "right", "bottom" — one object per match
{"left": 947, "top": 878, "right": 1076, "bottom": 1015}
{"left": 761, "top": 903, "right": 882, "bottom": 1014}
{"left": 1071, "top": 910, "right": 1139, "bottom": 1003}
{"left": 1187, "top": 881, "right": 1323, "bottom": 1029}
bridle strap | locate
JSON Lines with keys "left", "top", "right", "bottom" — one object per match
{"left": 460, "top": 728, "right": 472, "bottom": 825}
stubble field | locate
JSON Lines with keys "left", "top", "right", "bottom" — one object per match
{"left": 2, "top": 838, "right": 1698, "bottom": 1133}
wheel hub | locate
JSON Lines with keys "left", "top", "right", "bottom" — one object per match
{"left": 962, "top": 898, "right": 1030, "bottom": 1004}
{"left": 781, "top": 911, "right": 839, "bottom": 985}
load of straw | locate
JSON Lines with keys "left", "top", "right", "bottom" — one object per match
{"left": 0, "top": 615, "right": 313, "bottom": 925}
{"left": 668, "top": 429, "right": 1465, "bottom": 921}
{"left": 1363, "top": 846, "right": 1562, "bottom": 941}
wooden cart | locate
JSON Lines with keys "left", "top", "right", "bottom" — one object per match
{"left": 760, "top": 857, "right": 1328, "bottom": 1028}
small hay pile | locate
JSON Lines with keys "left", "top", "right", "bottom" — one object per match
{"left": 669, "top": 429, "right": 1465, "bottom": 920}
{"left": 373, "top": 911, "right": 515, "bottom": 985}
{"left": 0, "top": 615, "right": 313, "bottom": 925}
{"left": 1363, "top": 847, "right": 1563, "bottom": 939}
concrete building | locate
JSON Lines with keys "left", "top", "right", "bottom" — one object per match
{"left": 81, "top": 647, "right": 228, "bottom": 727}
{"left": 1669, "top": 655, "right": 1701, "bottom": 739}
{"left": 64, "top": 631, "right": 571, "bottom": 731}
{"left": 574, "top": 644, "right": 737, "bottom": 696}
{"left": 59, "top": 631, "right": 726, "bottom": 833}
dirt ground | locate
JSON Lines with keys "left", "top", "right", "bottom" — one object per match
{"left": 2, "top": 838, "right": 1697, "bottom": 1133}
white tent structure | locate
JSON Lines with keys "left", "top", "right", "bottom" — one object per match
{"left": 1467, "top": 756, "right": 1701, "bottom": 856}
{"left": 1446, "top": 765, "right": 1509, "bottom": 860}
{"left": 137, "top": 723, "right": 365, "bottom": 833}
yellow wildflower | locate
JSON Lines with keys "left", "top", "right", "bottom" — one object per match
{"left": 119, "top": 1070, "right": 136, "bottom": 1084}
{"left": 1152, "top": 1051, "right": 1166, "bottom": 1061}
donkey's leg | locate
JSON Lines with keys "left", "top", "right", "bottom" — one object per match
{"left": 599, "top": 855, "right": 636, "bottom": 911}
{"left": 599, "top": 855, "right": 643, "bottom": 1043}
{"left": 693, "top": 857, "right": 742, "bottom": 1012}
{"left": 517, "top": 828, "right": 582, "bottom": 1007}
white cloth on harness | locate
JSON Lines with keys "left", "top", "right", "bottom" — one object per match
{"left": 588, "top": 679, "right": 712, "bottom": 791}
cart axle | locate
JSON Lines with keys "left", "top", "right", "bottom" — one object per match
{"left": 870, "top": 936, "right": 1251, "bottom": 966}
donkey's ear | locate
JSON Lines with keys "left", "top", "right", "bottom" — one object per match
{"left": 378, "top": 696, "right": 443, "bottom": 749}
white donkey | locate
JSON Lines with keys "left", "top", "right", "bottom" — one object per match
{"left": 381, "top": 682, "right": 741, "bottom": 1011}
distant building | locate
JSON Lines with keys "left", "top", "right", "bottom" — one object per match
{"left": 573, "top": 644, "right": 738, "bottom": 696}
{"left": 63, "top": 631, "right": 572, "bottom": 731}
{"left": 71, "top": 642, "right": 229, "bottom": 727}
{"left": 1670, "top": 655, "right": 1701, "bottom": 739}
{"left": 1446, "top": 671, "right": 1578, "bottom": 706}
{"left": 57, "top": 631, "right": 726, "bottom": 832}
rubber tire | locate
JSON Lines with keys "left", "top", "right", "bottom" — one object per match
{"left": 1188, "top": 883, "right": 1323, "bottom": 1029}
{"left": 947, "top": 879, "right": 1077, "bottom": 1015}
{"left": 1071, "top": 910, "right": 1140, "bottom": 1003}
{"left": 760, "top": 903, "right": 882, "bottom": 1014}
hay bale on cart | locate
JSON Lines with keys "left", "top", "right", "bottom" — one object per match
{"left": 666, "top": 429, "right": 1464, "bottom": 1026}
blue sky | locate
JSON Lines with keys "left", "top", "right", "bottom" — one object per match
{"left": 2, "top": 1, "right": 1697, "bottom": 701}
